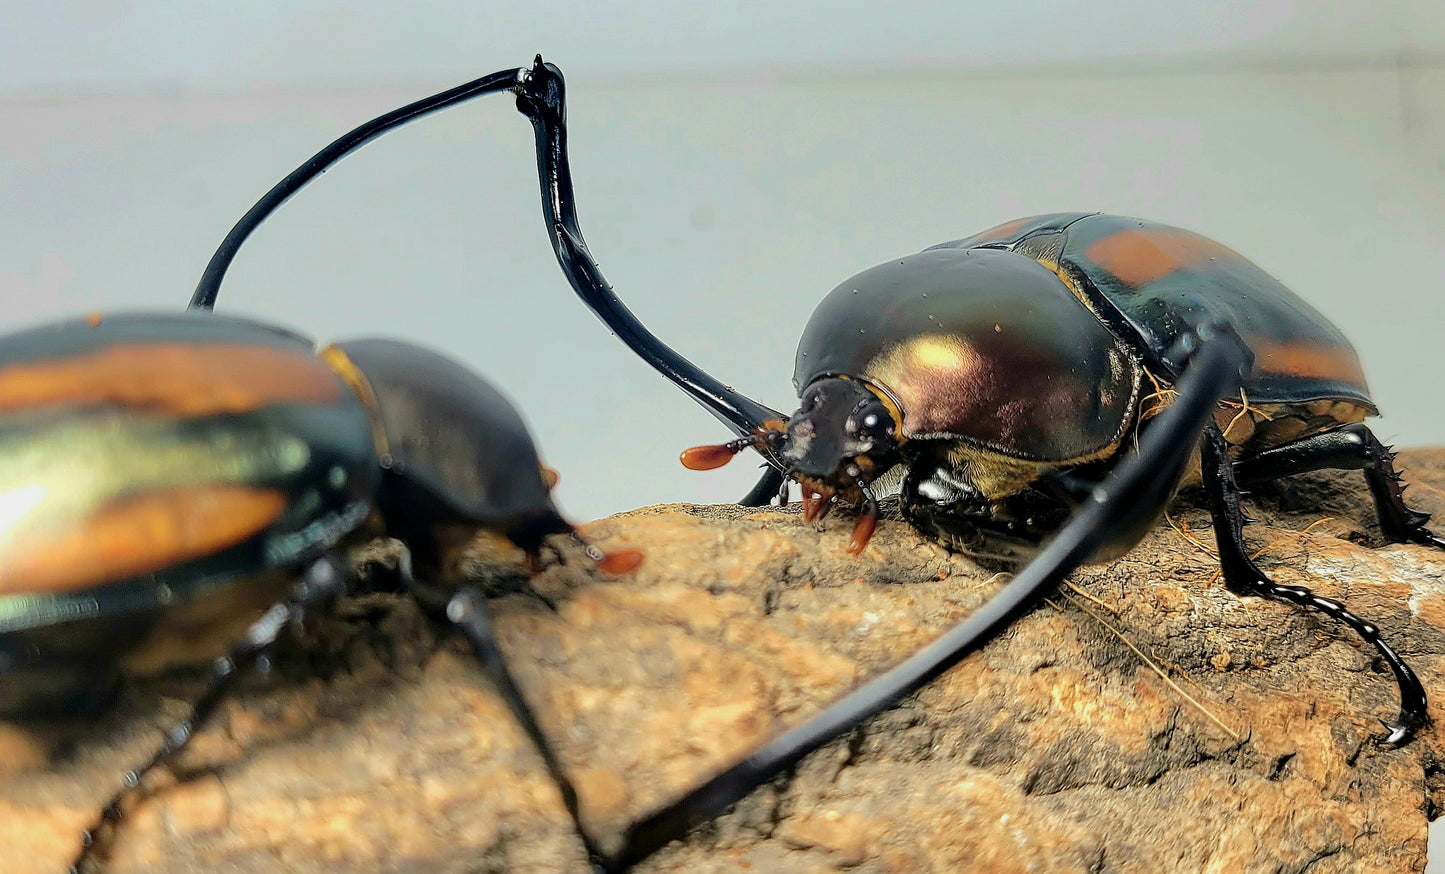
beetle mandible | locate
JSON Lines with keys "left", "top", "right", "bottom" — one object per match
{"left": 507, "top": 68, "right": 1438, "bottom": 762}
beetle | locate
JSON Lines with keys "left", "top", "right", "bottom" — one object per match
{"left": 497, "top": 61, "right": 1441, "bottom": 866}
{"left": 0, "top": 311, "right": 643, "bottom": 871}
{"left": 518, "top": 71, "right": 1437, "bottom": 744}
{"left": 0, "top": 60, "right": 651, "bottom": 873}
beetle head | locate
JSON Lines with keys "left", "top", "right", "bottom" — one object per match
{"left": 781, "top": 377, "right": 900, "bottom": 481}
{"left": 681, "top": 376, "right": 903, "bottom": 554}
{"left": 323, "top": 339, "right": 642, "bottom": 578}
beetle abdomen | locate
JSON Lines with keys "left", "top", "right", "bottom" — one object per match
{"left": 0, "top": 313, "right": 378, "bottom": 637}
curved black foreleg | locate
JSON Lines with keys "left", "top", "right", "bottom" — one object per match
{"left": 514, "top": 61, "right": 788, "bottom": 454}
{"left": 738, "top": 467, "right": 788, "bottom": 507}
{"left": 190, "top": 67, "right": 527, "bottom": 310}
{"left": 442, "top": 587, "right": 609, "bottom": 872}
{"left": 1201, "top": 423, "right": 1427, "bottom": 746}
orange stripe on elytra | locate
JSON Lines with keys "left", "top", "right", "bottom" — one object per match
{"left": 1250, "top": 337, "right": 1368, "bottom": 388}
{"left": 959, "top": 217, "right": 1032, "bottom": 247}
{"left": 0, "top": 485, "right": 288, "bottom": 595}
{"left": 1085, "top": 227, "right": 1245, "bottom": 287}
{"left": 0, "top": 343, "right": 342, "bottom": 417}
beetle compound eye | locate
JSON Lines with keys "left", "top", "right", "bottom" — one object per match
{"left": 847, "top": 399, "right": 896, "bottom": 446}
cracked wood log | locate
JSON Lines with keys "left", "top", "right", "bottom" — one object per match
{"left": 4, "top": 451, "right": 1445, "bottom": 874}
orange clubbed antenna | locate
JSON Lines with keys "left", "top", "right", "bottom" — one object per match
{"left": 680, "top": 424, "right": 786, "bottom": 472}
{"left": 573, "top": 533, "right": 644, "bottom": 575}
{"left": 595, "top": 548, "right": 644, "bottom": 575}
{"left": 680, "top": 443, "right": 741, "bottom": 471}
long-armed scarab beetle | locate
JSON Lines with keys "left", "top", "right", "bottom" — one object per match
{"left": 0, "top": 59, "right": 658, "bottom": 874}
{"left": 502, "top": 72, "right": 1440, "bottom": 858}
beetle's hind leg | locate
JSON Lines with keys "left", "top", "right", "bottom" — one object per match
{"left": 74, "top": 554, "right": 353, "bottom": 873}
{"left": 1201, "top": 424, "right": 1427, "bottom": 747}
{"left": 1232, "top": 421, "right": 1445, "bottom": 549}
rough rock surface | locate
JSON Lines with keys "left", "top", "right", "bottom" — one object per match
{"left": 5, "top": 452, "right": 1445, "bottom": 874}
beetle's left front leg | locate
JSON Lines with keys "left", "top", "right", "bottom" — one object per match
{"left": 441, "top": 587, "right": 607, "bottom": 870}
{"left": 738, "top": 466, "right": 787, "bottom": 507}
{"left": 1201, "top": 424, "right": 1427, "bottom": 746}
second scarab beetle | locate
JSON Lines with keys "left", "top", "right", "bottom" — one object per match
{"left": 0, "top": 310, "right": 642, "bottom": 870}
{"left": 0, "top": 60, "right": 663, "bottom": 873}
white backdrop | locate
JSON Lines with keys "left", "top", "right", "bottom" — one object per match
{"left": 4, "top": 2, "right": 1444, "bottom": 868}
{"left": 6, "top": 1, "right": 1444, "bottom": 93}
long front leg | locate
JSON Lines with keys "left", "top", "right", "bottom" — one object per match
{"left": 1201, "top": 424, "right": 1427, "bottom": 746}
{"left": 1233, "top": 421, "right": 1445, "bottom": 548}
{"left": 738, "top": 467, "right": 787, "bottom": 507}
{"left": 602, "top": 321, "right": 1253, "bottom": 872}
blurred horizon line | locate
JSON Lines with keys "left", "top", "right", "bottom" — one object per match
{"left": 5, "top": 48, "right": 1443, "bottom": 107}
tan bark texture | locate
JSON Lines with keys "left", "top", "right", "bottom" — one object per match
{"left": 4, "top": 451, "right": 1445, "bottom": 874}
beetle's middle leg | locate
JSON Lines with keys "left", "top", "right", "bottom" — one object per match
{"left": 1232, "top": 421, "right": 1445, "bottom": 549}
{"left": 738, "top": 466, "right": 787, "bottom": 507}
{"left": 431, "top": 585, "right": 608, "bottom": 871}
{"left": 74, "top": 554, "right": 353, "bottom": 873}
{"left": 1200, "top": 424, "right": 1427, "bottom": 746}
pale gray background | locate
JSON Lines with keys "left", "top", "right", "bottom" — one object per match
{"left": 3, "top": 1, "right": 1443, "bottom": 866}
